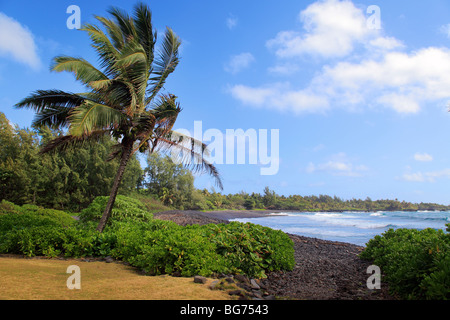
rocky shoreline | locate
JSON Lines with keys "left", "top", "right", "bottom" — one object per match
{"left": 154, "top": 209, "right": 395, "bottom": 300}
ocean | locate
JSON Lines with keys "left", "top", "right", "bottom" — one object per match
{"left": 231, "top": 211, "right": 450, "bottom": 246}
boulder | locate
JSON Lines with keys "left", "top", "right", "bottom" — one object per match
{"left": 193, "top": 275, "right": 207, "bottom": 284}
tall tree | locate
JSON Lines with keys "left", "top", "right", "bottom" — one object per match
{"left": 144, "top": 153, "right": 195, "bottom": 207}
{"left": 15, "top": 3, "right": 222, "bottom": 232}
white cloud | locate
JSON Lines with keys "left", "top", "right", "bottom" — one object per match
{"left": 306, "top": 152, "right": 368, "bottom": 177}
{"left": 229, "top": 0, "right": 450, "bottom": 115}
{"left": 377, "top": 93, "right": 420, "bottom": 114}
{"left": 402, "top": 169, "right": 450, "bottom": 183}
{"left": 224, "top": 52, "right": 255, "bottom": 74}
{"left": 402, "top": 172, "right": 425, "bottom": 182}
{"left": 315, "top": 47, "right": 450, "bottom": 113}
{"left": 226, "top": 14, "right": 238, "bottom": 30}
{"left": 229, "top": 84, "right": 275, "bottom": 105}
{"left": 268, "top": 63, "right": 300, "bottom": 75}
{"left": 266, "top": 0, "right": 374, "bottom": 59}
{"left": 414, "top": 153, "right": 433, "bottom": 162}
{"left": 229, "top": 82, "right": 329, "bottom": 114}
{"left": 0, "top": 12, "right": 40, "bottom": 69}
{"left": 368, "top": 36, "right": 404, "bottom": 50}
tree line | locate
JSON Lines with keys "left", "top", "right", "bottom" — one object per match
{"left": 2, "top": 111, "right": 449, "bottom": 213}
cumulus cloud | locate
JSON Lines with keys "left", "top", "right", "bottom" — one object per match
{"left": 368, "top": 36, "right": 404, "bottom": 50}
{"left": 315, "top": 47, "right": 450, "bottom": 113}
{"left": 267, "top": 63, "right": 300, "bottom": 76}
{"left": 266, "top": 0, "right": 372, "bottom": 58}
{"left": 402, "top": 172, "right": 426, "bottom": 182}
{"left": 306, "top": 152, "right": 368, "bottom": 177}
{"left": 402, "top": 169, "right": 450, "bottom": 183}
{"left": 229, "top": 82, "right": 329, "bottom": 114}
{"left": 224, "top": 52, "right": 255, "bottom": 74}
{"left": 414, "top": 153, "right": 433, "bottom": 162}
{"left": 229, "top": 0, "right": 450, "bottom": 115}
{"left": 265, "top": 0, "right": 399, "bottom": 59}
{"left": 0, "top": 12, "right": 40, "bottom": 69}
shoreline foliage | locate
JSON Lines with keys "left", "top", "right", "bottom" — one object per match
{"left": 360, "top": 227, "right": 450, "bottom": 299}
{"left": 0, "top": 198, "right": 295, "bottom": 278}
{"left": 2, "top": 112, "right": 449, "bottom": 214}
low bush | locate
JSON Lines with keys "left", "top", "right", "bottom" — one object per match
{"left": 110, "top": 220, "right": 295, "bottom": 278}
{"left": 0, "top": 200, "right": 75, "bottom": 233}
{"left": 204, "top": 222, "right": 295, "bottom": 277}
{"left": 360, "top": 227, "right": 450, "bottom": 299}
{"left": 112, "top": 221, "right": 228, "bottom": 276}
{"left": 0, "top": 200, "right": 295, "bottom": 278}
{"left": 78, "top": 195, "right": 153, "bottom": 224}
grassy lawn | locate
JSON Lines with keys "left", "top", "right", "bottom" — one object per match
{"left": 0, "top": 255, "right": 232, "bottom": 300}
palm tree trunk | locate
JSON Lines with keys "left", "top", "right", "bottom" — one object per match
{"left": 96, "top": 139, "right": 134, "bottom": 232}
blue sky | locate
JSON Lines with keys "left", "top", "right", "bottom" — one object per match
{"left": 2, "top": 1, "right": 450, "bottom": 204}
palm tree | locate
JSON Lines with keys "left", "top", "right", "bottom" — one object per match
{"left": 15, "top": 3, "right": 222, "bottom": 232}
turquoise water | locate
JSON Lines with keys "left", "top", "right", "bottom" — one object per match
{"left": 232, "top": 211, "right": 450, "bottom": 246}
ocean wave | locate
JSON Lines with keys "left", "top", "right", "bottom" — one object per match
{"left": 303, "top": 213, "right": 393, "bottom": 229}
{"left": 268, "top": 212, "right": 298, "bottom": 217}
{"left": 423, "top": 216, "right": 450, "bottom": 222}
{"left": 284, "top": 227, "right": 360, "bottom": 238}
{"left": 370, "top": 212, "right": 384, "bottom": 217}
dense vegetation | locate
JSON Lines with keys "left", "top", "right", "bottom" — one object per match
{"left": 2, "top": 111, "right": 448, "bottom": 215}
{"left": 194, "top": 188, "right": 450, "bottom": 212}
{"left": 15, "top": 3, "right": 222, "bottom": 232}
{"left": 0, "top": 198, "right": 294, "bottom": 278}
{"left": 361, "top": 226, "right": 450, "bottom": 299}
{"left": 2, "top": 110, "right": 450, "bottom": 297}
{"left": 0, "top": 112, "right": 142, "bottom": 212}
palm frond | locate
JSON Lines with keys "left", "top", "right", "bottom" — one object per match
{"left": 107, "top": 6, "right": 137, "bottom": 42}
{"left": 133, "top": 2, "right": 156, "bottom": 66}
{"left": 15, "top": 90, "right": 87, "bottom": 128}
{"left": 81, "top": 23, "right": 120, "bottom": 78}
{"left": 151, "top": 94, "right": 181, "bottom": 129}
{"left": 32, "top": 105, "right": 73, "bottom": 129}
{"left": 114, "top": 40, "right": 149, "bottom": 104}
{"left": 146, "top": 27, "right": 181, "bottom": 104}
{"left": 39, "top": 130, "right": 109, "bottom": 154}
{"left": 154, "top": 135, "right": 222, "bottom": 190}
{"left": 15, "top": 90, "right": 85, "bottom": 112}
{"left": 68, "top": 100, "right": 127, "bottom": 136}
{"left": 51, "top": 56, "right": 108, "bottom": 88}
{"left": 95, "top": 16, "right": 125, "bottom": 51}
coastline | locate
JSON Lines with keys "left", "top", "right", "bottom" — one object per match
{"left": 153, "top": 209, "right": 394, "bottom": 299}
{"left": 152, "top": 209, "right": 281, "bottom": 226}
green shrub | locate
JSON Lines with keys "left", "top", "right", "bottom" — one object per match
{"left": 115, "top": 223, "right": 227, "bottom": 277}
{"left": 111, "top": 220, "right": 295, "bottom": 278}
{"left": 78, "top": 195, "right": 153, "bottom": 224}
{"left": 0, "top": 205, "right": 74, "bottom": 234}
{"left": 360, "top": 228, "right": 450, "bottom": 299}
{"left": 243, "top": 199, "right": 255, "bottom": 210}
{"left": 0, "top": 200, "right": 295, "bottom": 278}
{"left": 0, "top": 200, "right": 21, "bottom": 214}
{"left": 204, "top": 222, "right": 295, "bottom": 277}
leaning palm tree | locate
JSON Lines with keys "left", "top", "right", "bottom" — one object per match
{"left": 15, "top": 3, "right": 222, "bottom": 232}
